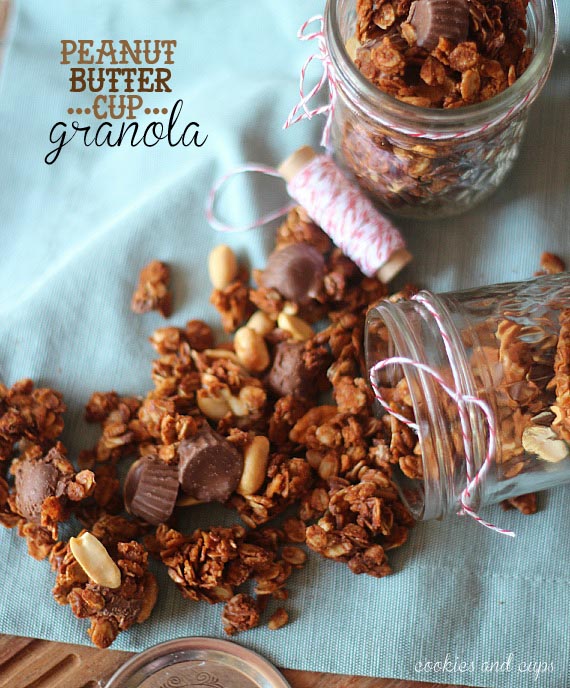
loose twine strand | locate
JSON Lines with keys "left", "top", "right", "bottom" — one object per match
{"left": 205, "top": 164, "right": 296, "bottom": 233}
{"left": 283, "top": 15, "right": 338, "bottom": 147}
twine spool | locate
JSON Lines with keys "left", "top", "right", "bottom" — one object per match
{"left": 206, "top": 147, "right": 412, "bottom": 284}
{"left": 279, "top": 146, "right": 412, "bottom": 283}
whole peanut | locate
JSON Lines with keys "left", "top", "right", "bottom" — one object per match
{"left": 208, "top": 245, "right": 238, "bottom": 290}
{"left": 277, "top": 312, "right": 314, "bottom": 341}
{"left": 237, "top": 436, "right": 270, "bottom": 495}
{"left": 247, "top": 310, "right": 275, "bottom": 337}
{"left": 234, "top": 326, "right": 270, "bottom": 372}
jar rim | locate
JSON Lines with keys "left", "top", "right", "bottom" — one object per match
{"left": 325, "top": 0, "right": 559, "bottom": 137}
{"left": 366, "top": 292, "right": 493, "bottom": 522}
{"left": 366, "top": 297, "right": 452, "bottom": 522}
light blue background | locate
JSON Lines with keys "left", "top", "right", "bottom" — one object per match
{"left": 0, "top": 2, "right": 569, "bottom": 687}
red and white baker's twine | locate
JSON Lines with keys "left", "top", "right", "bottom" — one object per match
{"left": 407, "top": 90, "right": 533, "bottom": 140}
{"left": 205, "top": 154, "right": 406, "bottom": 278}
{"left": 283, "top": 15, "right": 338, "bottom": 147}
{"left": 370, "top": 293, "right": 514, "bottom": 537}
{"left": 205, "top": 164, "right": 297, "bottom": 233}
{"left": 285, "top": 16, "right": 539, "bottom": 142}
{"left": 287, "top": 154, "right": 404, "bottom": 277}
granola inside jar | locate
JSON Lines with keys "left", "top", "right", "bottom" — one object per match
{"left": 325, "top": 0, "right": 558, "bottom": 218}
{"left": 365, "top": 273, "right": 570, "bottom": 522}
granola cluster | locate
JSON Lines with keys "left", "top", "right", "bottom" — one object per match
{"left": 0, "top": 379, "right": 65, "bottom": 459}
{"left": 131, "top": 260, "right": 172, "bottom": 317}
{"left": 353, "top": 0, "right": 533, "bottom": 108}
{"left": 306, "top": 469, "right": 413, "bottom": 576}
{"left": 51, "top": 522, "right": 158, "bottom": 649}
{"left": 0, "top": 380, "right": 95, "bottom": 559}
{"left": 0, "top": 381, "right": 158, "bottom": 648}
{"left": 154, "top": 521, "right": 304, "bottom": 634}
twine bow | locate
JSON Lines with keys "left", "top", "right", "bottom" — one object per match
{"left": 283, "top": 15, "right": 338, "bottom": 148}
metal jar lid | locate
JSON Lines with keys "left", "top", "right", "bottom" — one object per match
{"left": 105, "top": 637, "right": 292, "bottom": 688}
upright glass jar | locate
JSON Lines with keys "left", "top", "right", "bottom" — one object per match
{"left": 325, "top": 0, "right": 558, "bottom": 219}
{"left": 365, "top": 273, "right": 570, "bottom": 523}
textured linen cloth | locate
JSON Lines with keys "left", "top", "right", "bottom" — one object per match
{"left": 0, "top": 2, "right": 569, "bottom": 687}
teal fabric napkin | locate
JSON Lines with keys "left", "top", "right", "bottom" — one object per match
{"left": 0, "top": 2, "right": 569, "bottom": 687}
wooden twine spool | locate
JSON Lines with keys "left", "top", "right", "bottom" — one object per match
{"left": 279, "top": 146, "right": 412, "bottom": 283}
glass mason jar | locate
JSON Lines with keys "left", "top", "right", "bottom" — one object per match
{"left": 365, "top": 273, "right": 570, "bottom": 523}
{"left": 324, "top": 0, "right": 558, "bottom": 219}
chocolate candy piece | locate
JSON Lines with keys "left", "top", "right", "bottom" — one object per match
{"left": 124, "top": 457, "right": 179, "bottom": 525}
{"left": 178, "top": 424, "right": 243, "bottom": 503}
{"left": 14, "top": 458, "right": 60, "bottom": 522}
{"left": 407, "top": 0, "right": 470, "bottom": 52}
{"left": 266, "top": 340, "right": 316, "bottom": 399}
{"left": 261, "top": 243, "right": 325, "bottom": 304}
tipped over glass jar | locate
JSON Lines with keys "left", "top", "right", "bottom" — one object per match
{"left": 325, "top": 0, "right": 558, "bottom": 219}
{"left": 365, "top": 273, "right": 570, "bottom": 524}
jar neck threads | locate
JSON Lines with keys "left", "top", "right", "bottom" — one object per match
{"left": 366, "top": 292, "right": 494, "bottom": 524}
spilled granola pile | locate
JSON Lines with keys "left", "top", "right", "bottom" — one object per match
{"left": 0, "top": 208, "right": 563, "bottom": 648}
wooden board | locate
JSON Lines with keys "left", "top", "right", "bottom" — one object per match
{"left": 0, "top": 634, "right": 470, "bottom": 688}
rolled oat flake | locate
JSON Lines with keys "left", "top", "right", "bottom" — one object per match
{"left": 106, "top": 637, "right": 291, "bottom": 688}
